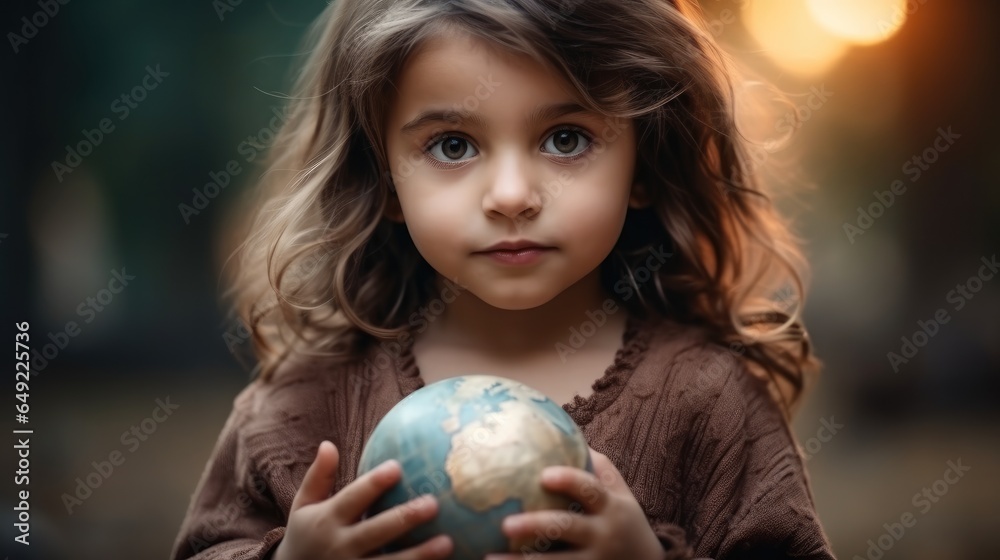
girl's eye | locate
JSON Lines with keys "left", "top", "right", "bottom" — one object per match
{"left": 425, "top": 136, "right": 479, "bottom": 164}
{"left": 423, "top": 127, "right": 592, "bottom": 166}
{"left": 543, "top": 128, "right": 592, "bottom": 158}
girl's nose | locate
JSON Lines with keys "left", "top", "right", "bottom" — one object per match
{"left": 482, "top": 151, "right": 542, "bottom": 221}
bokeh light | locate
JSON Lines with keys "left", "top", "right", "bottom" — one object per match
{"left": 743, "top": 0, "right": 850, "bottom": 76}
{"left": 807, "top": 0, "right": 908, "bottom": 45}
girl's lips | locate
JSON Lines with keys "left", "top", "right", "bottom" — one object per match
{"left": 477, "top": 247, "right": 553, "bottom": 265}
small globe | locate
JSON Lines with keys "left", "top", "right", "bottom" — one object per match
{"left": 358, "top": 374, "right": 593, "bottom": 559}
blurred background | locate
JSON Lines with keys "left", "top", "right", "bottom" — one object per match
{"left": 2, "top": 0, "right": 998, "bottom": 558}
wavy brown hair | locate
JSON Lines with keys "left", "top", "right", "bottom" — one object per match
{"left": 223, "top": 0, "right": 822, "bottom": 417}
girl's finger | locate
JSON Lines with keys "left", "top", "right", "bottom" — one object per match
{"left": 381, "top": 534, "right": 453, "bottom": 560}
{"left": 541, "top": 466, "right": 609, "bottom": 514}
{"left": 485, "top": 550, "right": 583, "bottom": 560}
{"left": 324, "top": 458, "right": 402, "bottom": 523}
{"left": 588, "top": 447, "right": 626, "bottom": 491}
{"left": 349, "top": 494, "right": 443, "bottom": 552}
{"left": 290, "top": 440, "right": 339, "bottom": 512}
{"left": 501, "top": 509, "right": 592, "bottom": 546}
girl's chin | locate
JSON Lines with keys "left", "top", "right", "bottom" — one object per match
{"left": 468, "top": 286, "right": 565, "bottom": 312}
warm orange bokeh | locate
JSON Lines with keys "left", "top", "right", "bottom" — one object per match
{"left": 743, "top": 0, "right": 908, "bottom": 76}
{"left": 807, "top": 0, "right": 908, "bottom": 45}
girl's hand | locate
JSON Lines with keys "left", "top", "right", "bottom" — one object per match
{"left": 485, "top": 447, "right": 665, "bottom": 560}
{"left": 271, "top": 441, "right": 453, "bottom": 560}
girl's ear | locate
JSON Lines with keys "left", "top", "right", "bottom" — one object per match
{"left": 628, "top": 181, "right": 651, "bottom": 209}
{"left": 384, "top": 192, "right": 405, "bottom": 223}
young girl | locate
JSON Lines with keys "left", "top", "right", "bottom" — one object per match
{"left": 171, "top": 0, "right": 835, "bottom": 558}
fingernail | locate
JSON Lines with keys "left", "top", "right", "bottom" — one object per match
{"left": 415, "top": 494, "right": 436, "bottom": 510}
{"left": 433, "top": 535, "right": 451, "bottom": 554}
{"left": 503, "top": 516, "right": 522, "bottom": 533}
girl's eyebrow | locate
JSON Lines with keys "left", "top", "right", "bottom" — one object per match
{"left": 399, "top": 101, "right": 593, "bottom": 135}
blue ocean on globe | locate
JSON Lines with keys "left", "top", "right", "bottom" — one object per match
{"left": 358, "top": 374, "right": 593, "bottom": 559}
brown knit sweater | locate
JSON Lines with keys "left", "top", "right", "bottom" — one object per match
{"left": 170, "top": 314, "right": 836, "bottom": 559}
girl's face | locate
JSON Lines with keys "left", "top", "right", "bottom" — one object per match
{"left": 384, "top": 31, "right": 643, "bottom": 311}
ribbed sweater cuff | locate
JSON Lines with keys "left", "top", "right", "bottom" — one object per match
{"left": 258, "top": 526, "right": 286, "bottom": 559}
